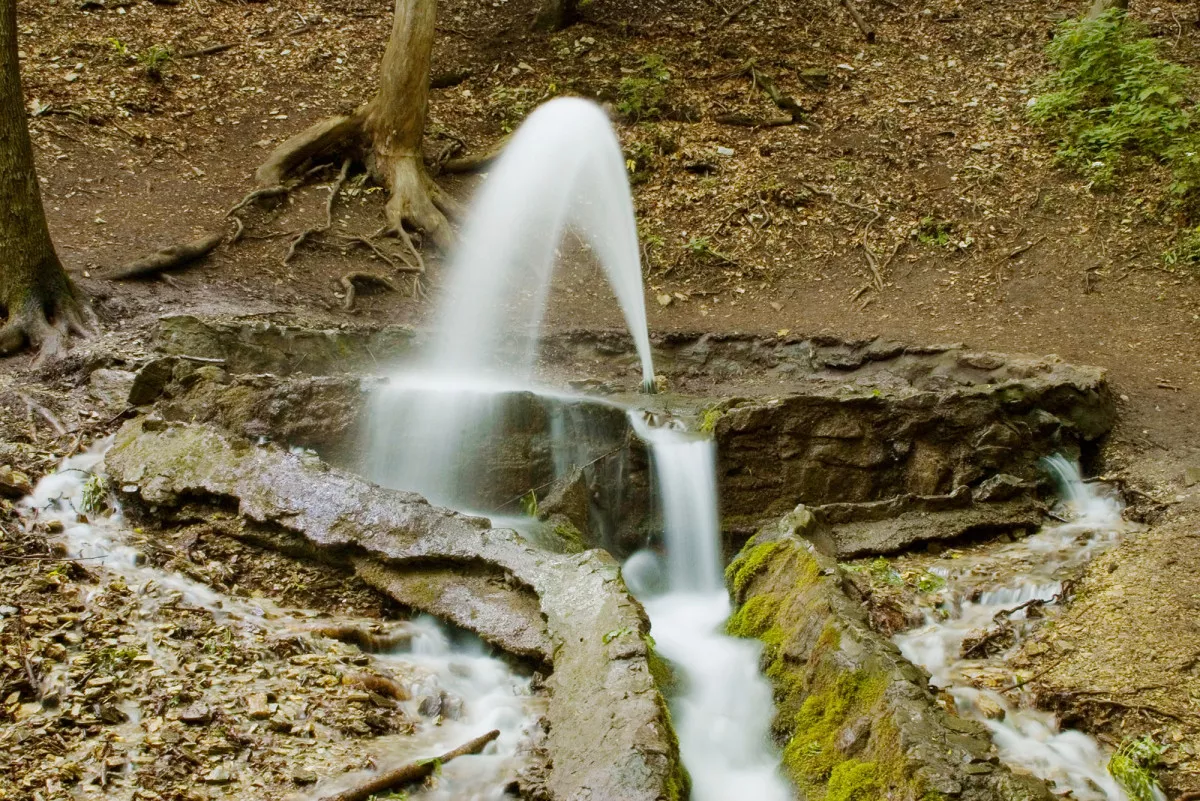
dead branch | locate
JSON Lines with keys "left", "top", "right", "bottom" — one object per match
{"left": 317, "top": 729, "right": 500, "bottom": 801}
{"left": 430, "top": 68, "right": 473, "bottom": 89}
{"left": 307, "top": 622, "right": 414, "bottom": 651}
{"left": 839, "top": 0, "right": 875, "bottom": 42}
{"left": 106, "top": 232, "right": 224, "bottom": 280}
{"left": 177, "top": 43, "right": 237, "bottom": 58}
{"left": 719, "top": 0, "right": 755, "bottom": 26}
{"left": 343, "top": 672, "right": 410, "bottom": 700}
{"left": 340, "top": 272, "right": 397, "bottom": 310}
{"left": 714, "top": 113, "right": 794, "bottom": 127}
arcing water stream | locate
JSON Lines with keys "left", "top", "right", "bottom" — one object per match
{"left": 895, "top": 457, "right": 1148, "bottom": 801}
{"left": 365, "top": 97, "right": 793, "bottom": 796}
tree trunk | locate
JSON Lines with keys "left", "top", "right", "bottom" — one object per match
{"left": 362, "top": 0, "right": 454, "bottom": 250}
{"left": 0, "top": 0, "right": 89, "bottom": 358}
{"left": 533, "top": 0, "right": 578, "bottom": 32}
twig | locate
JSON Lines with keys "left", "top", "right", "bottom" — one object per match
{"left": 719, "top": 0, "right": 755, "bottom": 26}
{"left": 317, "top": 729, "right": 500, "bottom": 801}
{"left": 999, "top": 656, "right": 1065, "bottom": 694}
{"left": 14, "top": 605, "right": 40, "bottom": 699}
{"left": 284, "top": 158, "right": 352, "bottom": 264}
{"left": 17, "top": 392, "right": 66, "bottom": 436}
{"left": 490, "top": 446, "right": 624, "bottom": 513}
{"left": 177, "top": 43, "right": 236, "bottom": 58}
{"left": 839, "top": 0, "right": 876, "bottom": 42}
{"left": 1005, "top": 235, "right": 1045, "bottom": 260}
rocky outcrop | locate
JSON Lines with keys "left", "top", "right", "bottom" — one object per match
{"left": 104, "top": 420, "right": 687, "bottom": 801}
{"left": 806, "top": 488, "right": 1046, "bottom": 558}
{"left": 725, "top": 507, "right": 1055, "bottom": 801}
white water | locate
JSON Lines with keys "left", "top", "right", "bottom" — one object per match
{"left": 426, "top": 96, "right": 655, "bottom": 388}
{"left": 631, "top": 415, "right": 793, "bottom": 801}
{"left": 895, "top": 456, "right": 1151, "bottom": 801}
{"left": 19, "top": 444, "right": 536, "bottom": 801}
{"left": 366, "top": 97, "right": 658, "bottom": 506}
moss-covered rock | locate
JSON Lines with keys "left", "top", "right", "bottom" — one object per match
{"left": 724, "top": 509, "right": 1056, "bottom": 801}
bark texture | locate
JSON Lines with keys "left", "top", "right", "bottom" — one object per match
{"left": 252, "top": 0, "right": 454, "bottom": 250}
{"left": 0, "top": 0, "right": 90, "bottom": 358}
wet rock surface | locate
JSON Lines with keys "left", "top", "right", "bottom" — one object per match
{"left": 104, "top": 419, "right": 686, "bottom": 801}
{"left": 724, "top": 508, "right": 1055, "bottom": 801}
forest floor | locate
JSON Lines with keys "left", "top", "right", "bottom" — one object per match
{"left": 3, "top": 0, "right": 1200, "bottom": 796}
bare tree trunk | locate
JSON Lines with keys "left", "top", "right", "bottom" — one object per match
{"left": 533, "top": 0, "right": 578, "bottom": 31}
{"left": 251, "top": 0, "right": 457, "bottom": 252}
{"left": 1085, "top": 0, "right": 1128, "bottom": 21}
{"left": 362, "top": 0, "right": 453, "bottom": 249}
{"left": 0, "top": 0, "right": 90, "bottom": 359}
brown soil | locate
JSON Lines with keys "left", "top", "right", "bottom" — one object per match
{"left": 5, "top": 0, "right": 1200, "bottom": 796}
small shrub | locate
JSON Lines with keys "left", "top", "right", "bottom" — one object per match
{"left": 1108, "top": 736, "right": 1166, "bottom": 801}
{"left": 1029, "top": 9, "right": 1200, "bottom": 213}
{"left": 915, "top": 216, "right": 955, "bottom": 247}
{"left": 1164, "top": 225, "right": 1200, "bottom": 270}
{"left": 137, "top": 45, "right": 173, "bottom": 80}
{"left": 618, "top": 54, "right": 671, "bottom": 122}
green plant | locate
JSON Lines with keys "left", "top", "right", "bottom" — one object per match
{"left": 618, "top": 54, "right": 672, "bottom": 121}
{"left": 519, "top": 490, "right": 539, "bottom": 517}
{"left": 915, "top": 217, "right": 955, "bottom": 247}
{"left": 684, "top": 236, "right": 735, "bottom": 264}
{"left": 698, "top": 407, "right": 723, "bottom": 433}
{"left": 1108, "top": 735, "right": 1166, "bottom": 801}
{"left": 915, "top": 571, "right": 946, "bottom": 594}
{"left": 81, "top": 473, "right": 108, "bottom": 516}
{"left": 137, "top": 45, "right": 173, "bottom": 80}
{"left": 108, "top": 38, "right": 129, "bottom": 58}
{"left": 1029, "top": 9, "right": 1200, "bottom": 213}
{"left": 1164, "top": 225, "right": 1200, "bottom": 270}
{"left": 488, "top": 86, "right": 541, "bottom": 133}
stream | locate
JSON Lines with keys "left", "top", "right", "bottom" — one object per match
{"left": 894, "top": 456, "right": 1152, "bottom": 801}
{"left": 20, "top": 442, "right": 538, "bottom": 800}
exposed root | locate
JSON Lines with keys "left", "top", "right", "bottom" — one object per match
{"left": 439, "top": 136, "right": 508, "bottom": 175}
{"left": 254, "top": 112, "right": 364, "bottom": 188}
{"left": 381, "top": 154, "right": 454, "bottom": 252}
{"left": 226, "top": 185, "right": 288, "bottom": 217}
{"left": 283, "top": 158, "right": 353, "bottom": 265}
{"left": 106, "top": 231, "right": 224, "bottom": 280}
{"left": 339, "top": 271, "right": 397, "bottom": 311}
{"left": 0, "top": 290, "right": 95, "bottom": 365}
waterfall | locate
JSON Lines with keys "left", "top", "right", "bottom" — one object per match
{"left": 630, "top": 414, "right": 793, "bottom": 801}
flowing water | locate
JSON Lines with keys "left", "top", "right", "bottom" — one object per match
{"left": 361, "top": 97, "right": 791, "bottom": 798}
{"left": 630, "top": 414, "right": 793, "bottom": 801}
{"left": 895, "top": 457, "right": 1149, "bottom": 801}
{"left": 20, "top": 444, "right": 537, "bottom": 800}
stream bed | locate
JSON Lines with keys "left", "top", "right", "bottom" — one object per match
{"left": 894, "top": 457, "right": 1151, "bottom": 801}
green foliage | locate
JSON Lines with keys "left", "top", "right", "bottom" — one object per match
{"left": 519, "top": 490, "right": 539, "bottom": 517}
{"left": 602, "top": 627, "right": 633, "bottom": 644}
{"left": 1108, "top": 736, "right": 1166, "bottom": 801}
{"left": 1164, "top": 225, "right": 1200, "bottom": 269}
{"left": 914, "top": 217, "right": 955, "bottom": 247}
{"left": 137, "top": 45, "right": 174, "bottom": 80}
{"left": 108, "top": 38, "right": 129, "bottom": 58}
{"left": 618, "top": 55, "right": 672, "bottom": 121}
{"left": 488, "top": 86, "right": 543, "bottom": 133}
{"left": 915, "top": 571, "right": 946, "bottom": 594}
{"left": 81, "top": 473, "right": 108, "bottom": 516}
{"left": 1029, "top": 9, "right": 1200, "bottom": 215}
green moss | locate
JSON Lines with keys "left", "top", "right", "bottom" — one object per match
{"left": 826, "top": 760, "right": 880, "bottom": 801}
{"left": 780, "top": 669, "right": 888, "bottom": 794}
{"left": 724, "top": 538, "right": 796, "bottom": 596}
{"left": 725, "top": 594, "right": 779, "bottom": 639}
{"left": 647, "top": 645, "right": 677, "bottom": 696}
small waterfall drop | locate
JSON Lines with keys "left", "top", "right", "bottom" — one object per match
{"left": 630, "top": 414, "right": 793, "bottom": 801}
{"left": 894, "top": 456, "right": 1146, "bottom": 801}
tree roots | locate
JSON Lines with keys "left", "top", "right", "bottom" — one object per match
{"left": 0, "top": 288, "right": 95, "bottom": 365}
